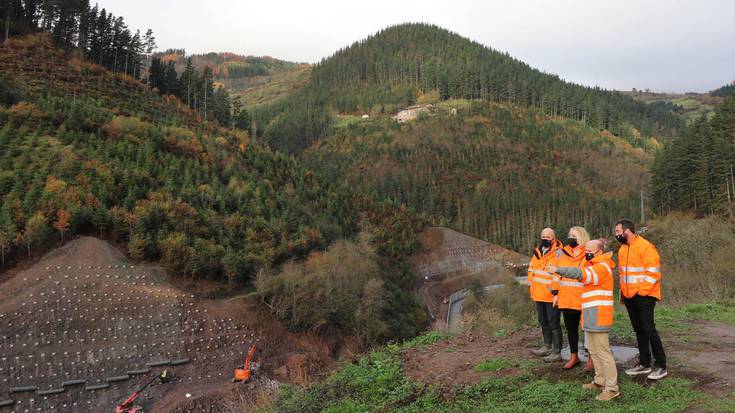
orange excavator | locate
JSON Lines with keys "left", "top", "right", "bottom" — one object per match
{"left": 114, "top": 370, "right": 169, "bottom": 413}
{"left": 233, "top": 345, "right": 258, "bottom": 382}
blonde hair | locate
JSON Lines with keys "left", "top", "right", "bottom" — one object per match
{"left": 568, "top": 226, "right": 590, "bottom": 246}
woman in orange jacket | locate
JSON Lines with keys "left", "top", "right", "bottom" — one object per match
{"left": 551, "top": 226, "right": 589, "bottom": 368}
{"left": 548, "top": 239, "right": 619, "bottom": 402}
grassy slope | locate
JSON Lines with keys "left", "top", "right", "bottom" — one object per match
{"left": 234, "top": 64, "right": 312, "bottom": 107}
{"left": 261, "top": 324, "right": 734, "bottom": 413}
{"left": 622, "top": 91, "right": 723, "bottom": 124}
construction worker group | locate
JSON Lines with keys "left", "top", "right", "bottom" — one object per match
{"left": 527, "top": 219, "right": 667, "bottom": 402}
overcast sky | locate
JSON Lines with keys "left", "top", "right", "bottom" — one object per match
{"left": 103, "top": 0, "right": 734, "bottom": 93}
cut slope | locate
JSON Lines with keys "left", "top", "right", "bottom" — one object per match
{"left": 0, "top": 236, "right": 335, "bottom": 412}
{"left": 412, "top": 227, "right": 528, "bottom": 327}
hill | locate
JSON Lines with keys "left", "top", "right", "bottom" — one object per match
{"left": 252, "top": 23, "right": 684, "bottom": 154}
{"left": 304, "top": 100, "right": 653, "bottom": 253}
{"left": 0, "top": 33, "right": 428, "bottom": 346}
{"left": 156, "top": 49, "right": 307, "bottom": 98}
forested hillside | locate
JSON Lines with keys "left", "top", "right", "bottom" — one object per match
{"left": 252, "top": 23, "right": 683, "bottom": 154}
{"left": 305, "top": 100, "right": 652, "bottom": 253}
{"left": 651, "top": 94, "right": 735, "bottom": 216}
{"left": 0, "top": 33, "right": 427, "bottom": 343}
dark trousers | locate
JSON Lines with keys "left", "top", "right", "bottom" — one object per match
{"left": 562, "top": 309, "right": 581, "bottom": 354}
{"left": 535, "top": 301, "right": 561, "bottom": 330}
{"left": 624, "top": 294, "right": 667, "bottom": 369}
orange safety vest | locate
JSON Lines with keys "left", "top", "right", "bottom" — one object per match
{"left": 527, "top": 239, "right": 563, "bottom": 303}
{"left": 552, "top": 245, "right": 586, "bottom": 311}
{"left": 580, "top": 252, "right": 616, "bottom": 332}
{"left": 617, "top": 235, "right": 662, "bottom": 300}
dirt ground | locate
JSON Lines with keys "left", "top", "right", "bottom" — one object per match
{"left": 0, "top": 236, "right": 340, "bottom": 413}
{"left": 401, "top": 322, "right": 735, "bottom": 401}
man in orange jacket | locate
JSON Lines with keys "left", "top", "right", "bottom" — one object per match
{"left": 548, "top": 239, "right": 619, "bottom": 402}
{"left": 615, "top": 219, "right": 667, "bottom": 380}
{"left": 528, "top": 228, "right": 564, "bottom": 359}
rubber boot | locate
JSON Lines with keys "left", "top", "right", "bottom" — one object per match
{"left": 563, "top": 353, "right": 580, "bottom": 369}
{"left": 531, "top": 327, "right": 552, "bottom": 356}
{"left": 583, "top": 351, "right": 594, "bottom": 372}
{"left": 543, "top": 329, "right": 563, "bottom": 362}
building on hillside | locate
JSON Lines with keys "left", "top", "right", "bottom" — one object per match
{"left": 393, "top": 104, "right": 435, "bottom": 123}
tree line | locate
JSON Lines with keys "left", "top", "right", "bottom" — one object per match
{"left": 147, "top": 55, "right": 248, "bottom": 129}
{"left": 651, "top": 94, "right": 735, "bottom": 217}
{"left": 252, "top": 23, "right": 683, "bottom": 154}
{"left": 1, "top": 0, "right": 155, "bottom": 79}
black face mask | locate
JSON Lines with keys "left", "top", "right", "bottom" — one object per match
{"left": 585, "top": 252, "right": 595, "bottom": 261}
{"left": 541, "top": 239, "right": 552, "bottom": 248}
{"left": 615, "top": 234, "right": 626, "bottom": 244}
{"left": 567, "top": 238, "right": 578, "bottom": 248}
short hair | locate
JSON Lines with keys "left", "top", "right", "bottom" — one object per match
{"left": 568, "top": 226, "right": 590, "bottom": 246}
{"left": 615, "top": 219, "right": 636, "bottom": 233}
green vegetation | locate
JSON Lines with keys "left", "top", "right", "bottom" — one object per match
{"left": 0, "top": 33, "right": 428, "bottom": 344}
{"left": 234, "top": 65, "right": 312, "bottom": 107}
{"left": 651, "top": 95, "right": 735, "bottom": 216}
{"left": 252, "top": 23, "right": 682, "bottom": 154}
{"left": 1, "top": 0, "right": 155, "bottom": 80}
{"left": 256, "top": 233, "right": 428, "bottom": 344}
{"left": 474, "top": 357, "right": 513, "bottom": 372}
{"left": 262, "top": 334, "right": 724, "bottom": 413}
{"left": 305, "top": 101, "right": 652, "bottom": 253}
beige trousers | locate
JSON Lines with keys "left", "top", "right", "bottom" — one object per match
{"left": 586, "top": 331, "right": 619, "bottom": 392}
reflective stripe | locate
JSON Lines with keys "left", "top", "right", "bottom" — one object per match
{"left": 584, "top": 267, "right": 599, "bottom": 285}
{"left": 581, "top": 290, "right": 613, "bottom": 299}
{"left": 532, "top": 277, "right": 552, "bottom": 285}
{"left": 600, "top": 263, "right": 612, "bottom": 276}
{"left": 559, "top": 281, "right": 583, "bottom": 287}
{"left": 620, "top": 275, "right": 659, "bottom": 284}
{"left": 529, "top": 269, "right": 553, "bottom": 277}
{"left": 582, "top": 300, "right": 614, "bottom": 308}
{"left": 620, "top": 266, "right": 660, "bottom": 274}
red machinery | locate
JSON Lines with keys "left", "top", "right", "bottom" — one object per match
{"left": 233, "top": 345, "right": 258, "bottom": 382}
{"left": 114, "top": 370, "right": 168, "bottom": 413}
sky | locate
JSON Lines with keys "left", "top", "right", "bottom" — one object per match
{"left": 102, "top": 0, "right": 734, "bottom": 93}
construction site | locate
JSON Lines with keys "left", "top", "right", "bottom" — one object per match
{"left": 0, "top": 237, "right": 335, "bottom": 412}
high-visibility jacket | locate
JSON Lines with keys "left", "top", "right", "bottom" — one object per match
{"left": 551, "top": 245, "right": 586, "bottom": 311}
{"left": 527, "top": 239, "right": 563, "bottom": 303}
{"left": 617, "top": 235, "right": 662, "bottom": 300}
{"left": 579, "top": 252, "right": 616, "bottom": 332}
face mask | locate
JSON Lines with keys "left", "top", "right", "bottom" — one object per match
{"left": 585, "top": 252, "right": 595, "bottom": 261}
{"left": 615, "top": 234, "right": 626, "bottom": 244}
{"left": 541, "top": 239, "right": 552, "bottom": 248}
{"left": 567, "top": 238, "right": 578, "bottom": 248}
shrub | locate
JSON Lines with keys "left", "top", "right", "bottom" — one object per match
{"left": 645, "top": 214, "right": 735, "bottom": 304}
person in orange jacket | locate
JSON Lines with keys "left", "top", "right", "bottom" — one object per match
{"left": 551, "top": 226, "right": 589, "bottom": 369}
{"left": 548, "top": 239, "right": 619, "bottom": 402}
{"left": 615, "top": 219, "right": 667, "bottom": 380}
{"left": 527, "top": 228, "right": 564, "bottom": 359}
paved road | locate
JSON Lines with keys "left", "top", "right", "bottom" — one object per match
{"left": 446, "top": 277, "right": 526, "bottom": 332}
